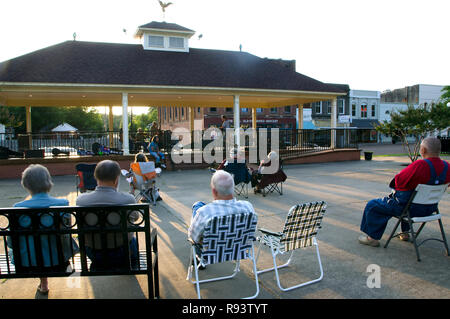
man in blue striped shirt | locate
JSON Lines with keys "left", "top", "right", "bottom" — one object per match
{"left": 188, "top": 170, "right": 257, "bottom": 246}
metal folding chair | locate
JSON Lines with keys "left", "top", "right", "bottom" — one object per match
{"left": 255, "top": 201, "right": 327, "bottom": 291}
{"left": 130, "top": 162, "right": 158, "bottom": 206}
{"left": 186, "top": 212, "right": 260, "bottom": 299}
{"left": 384, "top": 183, "right": 449, "bottom": 261}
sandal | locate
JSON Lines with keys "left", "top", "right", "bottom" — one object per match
{"left": 398, "top": 232, "right": 410, "bottom": 242}
{"left": 37, "top": 284, "right": 49, "bottom": 295}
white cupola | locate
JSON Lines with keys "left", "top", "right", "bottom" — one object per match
{"left": 134, "top": 21, "right": 195, "bottom": 53}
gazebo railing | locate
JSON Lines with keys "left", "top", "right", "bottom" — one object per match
{"left": 0, "top": 128, "right": 361, "bottom": 159}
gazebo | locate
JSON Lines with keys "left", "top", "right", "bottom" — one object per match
{"left": 0, "top": 21, "right": 346, "bottom": 155}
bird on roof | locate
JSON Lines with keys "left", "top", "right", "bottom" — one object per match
{"left": 158, "top": 0, "right": 173, "bottom": 13}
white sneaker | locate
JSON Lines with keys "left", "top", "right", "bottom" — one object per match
{"left": 161, "top": 164, "right": 166, "bottom": 169}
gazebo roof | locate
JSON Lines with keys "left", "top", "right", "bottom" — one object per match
{"left": 0, "top": 40, "right": 342, "bottom": 93}
{"left": 0, "top": 40, "right": 346, "bottom": 108}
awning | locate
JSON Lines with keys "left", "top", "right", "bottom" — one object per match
{"left": 350, "top": 119, "right": 380, "bottom": 129}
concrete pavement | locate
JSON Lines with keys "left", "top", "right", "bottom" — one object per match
{"left": 0, "top": 154, "right": 449, "bottom": 299}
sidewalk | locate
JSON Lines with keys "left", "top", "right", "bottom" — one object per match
{"left": 0, "top": 155, "right": 449, "bottom": 299}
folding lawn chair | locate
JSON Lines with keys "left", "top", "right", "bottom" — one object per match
{"left": 186, "top": 212, "right": 260, "bottom": 299}
{"left": 384, "top": 183, "right": 449, "bottom": 261}
{"left": 255, "top": 201, "right": 327, "bottom": 291}
{"left": 75, "top": 163, "right": 97, "bottom": 195}
{"left": 257, "top": 160, "right": 287, "bottom": 197}
{"left": 224, "top": 162, "right": 251, "bottom": 199}
{"left": 129, "top": 162, "right": 159, "bottom": 206}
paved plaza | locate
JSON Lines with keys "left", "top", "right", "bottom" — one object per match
{"left": 0, "top": 152, "right": 449, "bottom": 299}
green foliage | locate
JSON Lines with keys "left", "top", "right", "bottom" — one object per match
{"left": 5, "top": 106, "right": 104, "bottom": 132}
{"left": 0, "top": 106, "right": 23, "bottom": 127}
{"left": 440, "top": 85, "right": 450, "bottom": 105}
{"left": 131, "top": 107, "right": 158, "bottom": 131}
{"left": 376, "top": 103, "right": 450, "bottom": 162}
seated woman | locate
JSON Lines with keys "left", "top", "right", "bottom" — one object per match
{"left": 148, "top": 135, "right": 166, "bottom": 169}
{"left": 8, "top": 164, "right": 76, "bottom": 295}
{"left": 128, "top": 153, "right": 149, "bottom": 196}
{"left": 127, "top": 153, "right": 162, "bottom": 202}
{"left": 251, "top": 151, "right": 287, "bottom": 193}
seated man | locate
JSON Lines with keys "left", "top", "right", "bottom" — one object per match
{"left": 188, "top": 170, "right": 257, "bottom": 269}
{"left": 359, "top": 137, "right": 450, "bottom": 247}
{"left": 76, "top": 160, "right": 139, "bottom": 270}
{"left": 134, "top": 128, "right": 147, "bottom": 152}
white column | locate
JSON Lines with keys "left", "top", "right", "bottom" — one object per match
{"left": 233, "top": 95, "right": 240, "bottom": 148}
{"left": 331, "top": 98, "right": 337, "bottom": 148}
{"left": 108, "top": 106, "right": 114, "bottom": 148}
{"left": 122, "top": 93, "right": 130, "bottom": 155}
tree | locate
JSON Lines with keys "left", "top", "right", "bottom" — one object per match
{"left": 440, "top": 85, "right": 450, "bottom": 105}
{"left": 376, "top": 104, "right": 450, "bottom": 162}
{"left": 6, "top": 106, "right": 104, "bottom": 132}
{"left": 132, "top": 107, "right": 158, "bottom": 131}
{"left": 0, "top": 106, "right": 23, "bottom": 127}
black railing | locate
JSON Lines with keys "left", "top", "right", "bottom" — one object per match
{"left": 0, "top": 128, "right": 360, "bottom": 159}
{"left": 161, "top": 128, "right": 359, "bottom": 162}
{"left": 439, "top": 136, "right": 450, "bottom": 154}
{"left": 0, "top": 131, "right": 122, "bottom": 157}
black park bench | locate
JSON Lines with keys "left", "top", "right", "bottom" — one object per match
{"left": 0, "top": 204, "right": 159, "bottom": 299}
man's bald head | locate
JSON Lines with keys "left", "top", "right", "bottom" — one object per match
{"left": 420, "top": 137, "right": 441, "bottom": 157}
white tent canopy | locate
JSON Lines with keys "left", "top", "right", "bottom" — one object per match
{"left": 51, "top": 122, "right": 78, "bottom": 132}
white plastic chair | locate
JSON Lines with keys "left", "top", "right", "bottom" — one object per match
{"left": 186, "top": 212, "right": 260, "bottom": 299}
{"left": 255, "top": 201, "right": 327, "bottom": 291}
{"left": 384, "top": 183, "right": 449, "bottom": 261}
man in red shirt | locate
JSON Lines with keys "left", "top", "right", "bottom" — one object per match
{"left": 359, "top": 137, "right": 449, "bottom": 247}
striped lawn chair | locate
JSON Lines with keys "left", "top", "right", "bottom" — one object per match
{"left": 255, "top": 201, "right": 327, "bottom": 291}
{"left": 186, "top": 212, "right": 260, "bottom": 299}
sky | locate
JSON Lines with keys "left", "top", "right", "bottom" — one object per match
{"left": 0, "top": 0, "right": 449, "bottom": 96}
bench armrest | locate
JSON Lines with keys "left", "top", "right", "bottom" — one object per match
{"left": 150, "top": 227, "right": 158, "bottom": 243}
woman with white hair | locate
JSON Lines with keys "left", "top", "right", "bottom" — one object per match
{"left": 250, "top": 151, "right": 287, "bottom": 193}
{"left": 9, "top": 164, "right": 73, "bottom": 295}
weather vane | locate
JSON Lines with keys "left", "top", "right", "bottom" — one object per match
{"left": 157, "top": 0, "right": 173, "bottom": 20}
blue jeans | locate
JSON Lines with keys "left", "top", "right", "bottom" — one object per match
{"left": 85, "top": 237, "right": 139, "bottom": 271}
{"left": 192, "top": 201, "right": 206, "bottom": 218}
{"left": 360, "top": 191, "right": 437, "bottom": 240}
{"left": 150, "top": 151, "right": 165, "bottom": 164}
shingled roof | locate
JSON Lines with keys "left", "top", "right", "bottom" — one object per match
{"left": 137, "top": 21, "right": 195, "bottom": 33}
{"left": 0, "top": 40, "right": 344, "bottom": 93}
